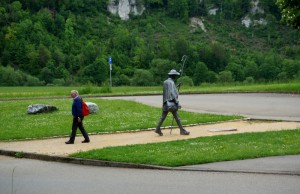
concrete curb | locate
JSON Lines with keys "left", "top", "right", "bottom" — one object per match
{"left": 0, "top": 149, "right": 170, "bottom": 170}
{"left": 1, "top": 149, "right": 299, "bottom": 176}
{"left": 174, "top": 167, "right": 300, "bottom": 176}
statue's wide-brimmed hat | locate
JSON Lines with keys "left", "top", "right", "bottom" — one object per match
{"left": 168, "top": 69, "right": 180, "bottom": 75}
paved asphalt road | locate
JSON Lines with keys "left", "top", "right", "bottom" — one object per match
{"left": 1, "top": 93, "right": 300, "bottom": 194}
{"left": 104, "top": 93, "right": 300, "bottom": 121}
{"left": 1, "top": 156, "right": 300, "bottom": 194}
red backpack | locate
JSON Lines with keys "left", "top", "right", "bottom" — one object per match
{"left": 82, "top": 99, "right": 90, "bottom": 116}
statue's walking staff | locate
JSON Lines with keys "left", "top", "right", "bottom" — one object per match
{"left": 170, "top": 55, "right": 187, "bottom": 134}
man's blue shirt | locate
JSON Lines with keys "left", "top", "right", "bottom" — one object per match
{"left": 72, "top": 96, "right": 82, "bottom": 118}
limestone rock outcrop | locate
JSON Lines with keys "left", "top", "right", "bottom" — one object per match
{"left": 108, "top": 0, "right": 145, "bottom": 20}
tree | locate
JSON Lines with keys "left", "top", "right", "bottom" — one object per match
{"left": 39, "top": 67, "right": 54, "bottom": 84}
{"left": 55, "top": 64, "right": 69, "bottom": 80}
{"left": 36, "top": 8, "right": 54, "bottom": 33}
{"left": 38, "top": 44, "right": 51, "bottom": 68}
{"left": 157, "top": 37, "right": 172, "bottom": 59}
{"left": 16, "top": 19, "right": 33, "bottom": 39}
{"left": 0, "top": 65, "right": 42, "bottom": 86}
{"left": 64, "top": 16, "right": 75, "bottom": 52}
{"left": 0, "top": 6, "right": 6, "bottom": 26}
{"left": 188, "top": 0, "right": 207, "bottom": 17}
{"left": 82, "top": 40, "right": 99, "bottom": 65}
{"left": 244, "top": 60, "right": 259, "bottom": 79}
{"left": 111, "top": 50, "right": 131, "bottom": 70}
{"left": 225, "top": 62, "right": 245, "bottom": 82}
{"left": 144, "top": 0, "right": 164, "bottom": 9}
{"left": 259, "top": 63, "right": 280, "bottom": 81}
{"left": 193, "top": 61, "right": 209, "bottom": 85}
{"left": 114, "top": 74, "right": 131, "bottom": 86}
{"left": 168, "top": 0, "right": 189, "bottom": 22}
{"left": 218, "top": 70, "right": 234, "bottom": 83}
{"left": 282, "top": 59, "right": 300, "bottom": 79}
{"left": 178, "top": 76, "right": 193, "bottom": 86}
{"left": 132, "top": 36, "right": 147, "bottom": 68}
{"left": 26, "top": 45, "right": 39, "bottom": 75}
{"left": 7, "top": 1, "right": 29, "bottom": 22}
{"left": 131, "top": 69, "right": 155, "bottom": 86}
{"left": 174, "top": 36, "right": 190, "bottom": 62}
{"left": 82, "top": 57, "right": 109, "bottom": 85}
{"left": 276, "top": 0, "right": 300, "bottom": 28}
{"left": 113, "top": 27, "right": 131, "bottom": 56}
{"left": 207, "top": 71, "right": 218, "bottom": 83}
{"left": 150, "top": 58, "right": 177, "bottom": 84}
{"left": 52, "top": 49, "right": 65, "bottom": 66}
{"left": 204, "top": 42, "right": 229, "bottom": 73}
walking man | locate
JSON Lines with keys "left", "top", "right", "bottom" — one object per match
{"left": 65, "top": 90, "right": 90, "bottom": 144}
{"left": 155, "top": 69, "right": 190, "bottom": 136}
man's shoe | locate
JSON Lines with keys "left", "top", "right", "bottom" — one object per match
{"left": 82, "top": 140, "right": 90, "bottom": 143}
{"left": 180, "top": 129, "right": 190, "bottom": 135}
{"left": 154, "top": 129, "right": 163, "bottom": 136}
{"left": 65, "top": 141, "right": 74, "bottom": 144}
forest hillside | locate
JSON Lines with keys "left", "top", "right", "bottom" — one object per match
{"left": 0, "top": 0, "right": 299, "bottom": 86}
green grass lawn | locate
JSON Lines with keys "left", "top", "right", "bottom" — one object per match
{"left": 71, "top": 130, "right": 300, "bottom": 167}
{"left": 0, "top": 98, "right": 241, "bottom": 141}
{"left": 0, "top": 81, "right": 299, "bottom": 99}
{"left": 0, "top": 86, "right": 162, "bottom": 99}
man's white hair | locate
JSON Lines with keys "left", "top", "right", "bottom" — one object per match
{"left": 71, "top": 90, "right": 79, "bottom": 95}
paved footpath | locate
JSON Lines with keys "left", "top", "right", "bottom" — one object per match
{"left": 0, "top": 120, "right": 299, "bottom": 156}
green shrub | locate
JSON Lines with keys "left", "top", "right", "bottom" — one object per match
{"left": 178, "top": 76, "right": 194, "bottom": 86}
{"left": 244, "top": 76, "right": 255, "bottom": 84}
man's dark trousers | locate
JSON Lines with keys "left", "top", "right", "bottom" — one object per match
{"left": 69, "top": 117, "right": 89, "bottom": 142}
{"left": 157, "top": 110, "right": 184, "bottom": 131}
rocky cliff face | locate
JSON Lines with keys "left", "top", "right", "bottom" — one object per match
{"left": 241, "top": 0, "right": 267, "bottom": 28}
{"left": 107, "top": 0, "right": 268, "bottom": 28}
{"left": 107, "top": 0, "right": 145, "bottom": 20}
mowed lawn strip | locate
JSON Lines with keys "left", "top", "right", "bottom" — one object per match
{"left": 71, "top": 130, "right": 300, "bottom": 167}
{"left": 0, "top": 82, "right": 299, "bottom": 99}
{"left": 0, "top": 99, "right": 242, "bottom": 140}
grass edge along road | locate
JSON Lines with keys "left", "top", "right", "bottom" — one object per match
{"left": 0, "top": 81, "right": 299, "bottom": 99}
{"left": 71, "top": 129, "right": 300, "bottom": 167}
